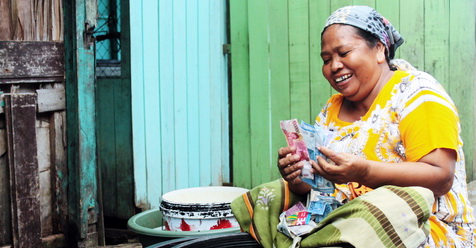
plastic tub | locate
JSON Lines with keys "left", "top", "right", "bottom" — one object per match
{"left": 128, "top": 208, "right": 242, "bottom": 247}
{"left": 159, "top": 186, "right": 248, "bottom": 232}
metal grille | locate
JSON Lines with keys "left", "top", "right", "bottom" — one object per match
{"left": 94, "top": 0, "right": 121, "bottom": 78}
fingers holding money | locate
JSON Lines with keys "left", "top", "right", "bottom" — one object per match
{"left": 277, "top": 146, "right": 304, "bottom": 182}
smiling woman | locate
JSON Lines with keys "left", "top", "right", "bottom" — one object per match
{"left": 232, "top": 5, "right": 476, "bottom": 248}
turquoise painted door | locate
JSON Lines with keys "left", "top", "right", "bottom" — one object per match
{"left": 130, "top": 0, "right": 229, "bottom": 209}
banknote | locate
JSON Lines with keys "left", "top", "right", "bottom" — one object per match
{"left": 280, "top": 119, "right": 313, "bottom": 179}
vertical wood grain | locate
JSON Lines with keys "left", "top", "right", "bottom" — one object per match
{"left": 130, "top": 0, "right": 148, "bottom": 208}
{"left": 449, "top": 0, "right": 475, "bottom": 181}
{"left": 269, "top": 0, "right": 291, "bottom": 181}
{"left": 230, "top": 0, "right": 252, "bottom": 189}
{"left": 248, "top": 0, "right": 272, "bottom": 185}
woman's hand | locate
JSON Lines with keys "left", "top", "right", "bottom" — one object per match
{"left": 312, "top": 146, "right": 456, "bottom": 196}
{"left": 277, "top": 146, "right": 303, "bottom": 183}
{"left": 312, "top": 146, "right": 370, "bottom": 184}
{"left": 277, "top": 146, "right": 311, "bottom": 195}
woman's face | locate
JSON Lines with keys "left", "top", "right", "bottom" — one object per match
{"left": 321, "top": 24, "right": 386, "bottom": 103}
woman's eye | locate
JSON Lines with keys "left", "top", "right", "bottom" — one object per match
{"left": 339, "top": 51, "right": 350, "bottom": 57}
{"left": 322, "top": 58, "right": 331, "bottom": 64}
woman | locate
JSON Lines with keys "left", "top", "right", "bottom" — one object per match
{"left": 232, "top": 5, "right": 475, "bottom": 248}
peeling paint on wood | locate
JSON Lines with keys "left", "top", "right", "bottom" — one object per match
{"left": 37, "top": 88, "right": 65, "bottom": 113}
{"left": 0, "top": 42, "right": 64, "bottom": 83}
{"left": 5, "top": 93, "right": 41, "bottom": 248}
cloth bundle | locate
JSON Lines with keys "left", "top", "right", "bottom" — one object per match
{"left": 231, "top": 179, "right": 434, "bottom": 248}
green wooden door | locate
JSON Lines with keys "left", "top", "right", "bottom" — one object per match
{"left": 230, "top": 0, "right": 476, "bottom": 189}
{"left": 64, "top": 0, "right": 102, "bottom": 245}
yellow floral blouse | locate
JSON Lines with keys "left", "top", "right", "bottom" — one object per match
{"left": 316, "top": 70, "right": 475, "bottom": 247}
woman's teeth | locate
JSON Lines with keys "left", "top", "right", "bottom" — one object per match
{"left": 335, "top": 74, "right": 352, "bottom": 83}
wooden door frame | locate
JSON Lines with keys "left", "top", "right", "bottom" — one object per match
{"left": 63, "top": 0, "right": 102, "bottom": 246}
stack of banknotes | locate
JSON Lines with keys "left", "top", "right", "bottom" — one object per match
{"left": 278, "top": 119, "right": 342, "bottom": 238}
{"left": 279, "top": 119, "right": 335, "bottom": 193}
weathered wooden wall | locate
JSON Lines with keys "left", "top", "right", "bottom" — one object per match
{"left": 0, "top": 0, "right": 66, "bottom": 247}
{"left": 130, "top": 0, "right": 229, "bottom": 209}
{"left": 0, "top": 42, "right": 66, "bottom": 247}
{"left": 230, "top": 0, "right": 476, "bottom": 189}
{"left": 0, "top": 0, "right": 63, "bottom": 41}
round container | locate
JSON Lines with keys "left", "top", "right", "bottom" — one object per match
{"left": 127, "top": 208, "right": 242, "bottom": 247}
{"left": 159, "top": 186, "right": 249, "bottom": 232}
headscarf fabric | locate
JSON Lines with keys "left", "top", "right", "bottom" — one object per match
{"left": 323, "top": 6, "right": 404, "bottom": 60}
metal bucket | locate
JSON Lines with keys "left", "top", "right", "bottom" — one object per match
{"left": 159, "top": 186, "right": 249, "bottom": 232}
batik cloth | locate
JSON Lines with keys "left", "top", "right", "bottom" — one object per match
{"left": 231, "top": 179, "right": 435, "bottom": 248}
{"left": 316, "top": 70, "right": 475, "bottom": 247}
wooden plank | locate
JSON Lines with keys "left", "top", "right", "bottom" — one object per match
{"left": 37, "top": 117, "right": 52, "bottom": 236}
{"left": 0, "top": 42, "right": 64, "bottom": 81}
{"left": 37, "top": 88, "right": 65, "bottom": 113}
{"left": 310, "top": 0, "right": 332, "bottom": 122}
{"left": 5, "top": 93, "right": 41, "bottom": 248}
{"left": 173, "top": 0, "right": 189, "bottom": 189}
{"left": 114, "top": 0, "right": 135, "bottom": 219}
{"left": 0, "top": 0, "right": 12, "bottom": 40}
{"left": 209, "top": 0, "right": 228, "bottom": 185}
{"left": 248, "top": 0, "right": 272, "bottom": 185}
{"left": 64, "top": 0, "right": 99, "bottom": 241}
{"left": 50, "top": 107, "right": 66, "bottom": 234}
{"left": 186, "top": 0, "right": 200, "bottom": 187}
{"left": 0, "top": 126, "right": 11, "bottom": 245}
{"left": 399, "top": 0, "right": 424, "bottom": 70}
{"left": 424, "top": 0, "right": 449, "bottom": 90}
{"left": 230, "top": 0, "right": 252, "bottom": 189}
{"left": 113, "top": 78, "right": 134, "bottom": 219}
{"left": 130, "top": 0, "right": 148, "bottom": 208}
{"left": 449, "top": 0, "right": 475, "bottom": 181}
{"left": 198, "top": 2, "right": 212, "bottom": 187}
{"left": 141, "top": 0, "right": 162, "bottom": 208}
{"left": 96, "top": 78, "right": 117, "bottom": 216}
{"left": 352, "top": 0, "right": 375, "bottom": 7}
{"left": 331, "top": 0, "right": 352, "bottom": 12}
{"left": 269, "top": 0, "right": 291, "bottom": 181}
{"left": 289, "top": 0, "right": 311, "bottom": 121}
{"left": 157, "top": 0, "right": 174, "bottom": 198}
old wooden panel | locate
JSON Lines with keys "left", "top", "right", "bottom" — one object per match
{"left": 96, "top": 77, "right": 134, "bottom": 219}
{"left": 50, "top": 108, "right": 66, "bottom": 234}
{"left": 0, "top": 0, "right": 63, "bottom": 41}
{"left": 64, "top": 0, "right": 99, "bottom": 243}
{"left": 0, "top": 127, "right": 11, "bottom": 245}
{"left": 5, "top": 93, "right": 41, "bottom": 248}
{"left": 230, "top": 0, "right": 476, "bottom": 188}
{"left": 36, "top": 89, "right": 65, "bottom": 113}
{"left": 37, "top": 117, "right": 52, "bottom": 237}
{"left": 0, "top": 42, "right": 64, "bottom": 83}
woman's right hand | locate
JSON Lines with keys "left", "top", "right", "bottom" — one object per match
{"left": 277, "top": 146, "right": 312, "bottom": 195}
{"left": 277, "top": 146, "right": 304, "bottom": 184}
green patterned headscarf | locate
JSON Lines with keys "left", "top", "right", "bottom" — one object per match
{"left": 323, "top": 6, "right": 404, "bottom": 59}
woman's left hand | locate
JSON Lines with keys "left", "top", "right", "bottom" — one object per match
{"left": 311, "top": 146, "right": 370, "bottom": 184}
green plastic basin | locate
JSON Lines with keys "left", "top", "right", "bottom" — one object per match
{"left": 127, "top": 208, "right": 240, "bottom": 247}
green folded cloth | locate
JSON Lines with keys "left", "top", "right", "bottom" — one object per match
{"left": 231, "top": 179, "right": 434, "bottom": 248}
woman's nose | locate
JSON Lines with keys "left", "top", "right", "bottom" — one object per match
{"left": 331, "top": 59, "right": 343, "bottom": 72}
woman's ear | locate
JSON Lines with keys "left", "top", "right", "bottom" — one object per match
{"left": 376, "top": 43, "right": 387, "bottom": 64}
